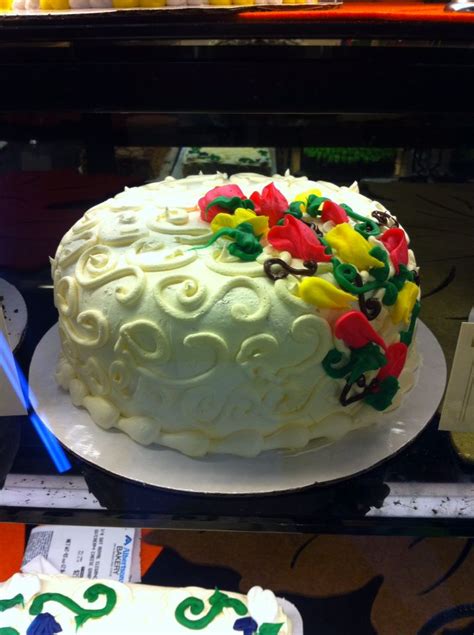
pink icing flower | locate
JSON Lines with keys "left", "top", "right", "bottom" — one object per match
{"left": 249, "top": 183, "right": 288, "bottom": 227}
{"left": 198, "top": 184, "right": 245, "bottom": 223}
{"left": 267, "top": 214, "right": 332, "bottom": 262}
{"left": 321, "top": 200, "right": 349, "bottom": 225}
{"left": 379, "top": 227, "right": 409, "bottom": 273}
{"left": 377, "top": 342, "right": 408, "bottom": 381}
{"left": 334, "top": 311, "right": 387, "bottom": 351}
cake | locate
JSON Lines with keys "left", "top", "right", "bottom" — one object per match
{"left": 4, "top": 0, "right": 295, "bottom": 10}
{"left": 182, "top": 148, "right": 273, "bottom": 178}
{"left": 52, "top": 172, "right": 421, "bottom": 458}
{"left": 0, "top": 573, "right": 295, "bottom": 634}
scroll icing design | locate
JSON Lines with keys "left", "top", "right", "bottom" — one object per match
{"left": 205, "top": 255, "right": 265, "bottom": 278}
{"left": 154, "top": 275, "right": 208, "bottom": 318}
{"left": 175, "top": 232, "right": 213, "bottom": 245}
{"left": 54, "top": 276, "right": 79, "bottom": 318}
{"left": 273, "top": 278, "right": 313, "bottom": 313}
{"left": 138, "top": 332, "right": 229, "bottom": 386}
{"left": 180, "top": 386, "right": 228, "bottom": 426}
{"left": 70, "top": 205, "right": 104, "bottom": 235}
{"left": 109, "top": 360, "right": 138, "bottom": 398}
{"left": 58, "top": 324, "right": 79, "bottom": 363}
{"left": 56, "top": 230, "right": 98, "bottom": 270}
{"left": 222, "top": 392, "right": 261, "bottom": 428}
{"left": 154, "top": 276, "right": 270, "bottom": 323}
{"left": 64, "top": 310, "right": 109, "bottom": 348}
{"left": 113, "top": 319, "right": 171, "bottom": 366}
{"left": 236, "top": 334, "right": 280, "bottom": 380}
{"left": 290, "top": 314, "right": 333, "bottom": 366}
{"left": 99, "top": 211, "right": 147, "bottom": 246}
{"left": 76, "top": 245, "right": 145, "bottom": 306}
{"left": 126, "top": 238, "right": 197, "bottom": 271}
{"left": 147, "top": 211, "right": 210, "bottom": 236}
{"left": 80, "top": 356, "right": 110, "bottom": 397}
{"left": 76, "top": 244, "right": 118, "bottom": 279}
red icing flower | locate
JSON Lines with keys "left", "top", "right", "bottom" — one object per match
{"left": 379, "top": 227, "right": 408, "bottom": 273}
{"left": 267, "top": 214, "right": 332, "bottom": 262}
{"left": 198, "top": 184, "right": 245, "bottom": 223}
{"left": 377, "top": 342, "right": 408, "bottom": 381}
{"left": 321, "top": 200, "right": 349, "bottom": 225}
{"left": 250, "top": 183, "right": 289, "bottom": 227}
{"left": 334, "top": 311, "right": 387, "bottom": 351}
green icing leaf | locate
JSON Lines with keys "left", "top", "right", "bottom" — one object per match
{"left": 322, "top": 344, "right": 386, "bottom": 384}
{"left": 288, "top": 201, "right": 304, "bottom": 217}
{"left": 190, "top": 221, "right": 262, "bottom": 262}
{"left": 369, "top": 246, "right": 390, "bottom": 282}
{"left": 306, "top": 194, "right": 328, "bottom": 217}
{"left": 364, "top": 376, "right": 400, "bottom": 411}
{"left": 258, "top": 624, "right": 284, "bottom": 635}
{"left": 353, "top": 219, "right": 381, "bottom": 239}
{"left": 284, "top": 208, "right": 303, "bottom": 220}
{"left": 347, "top": 344, "right": 387, "bottom": 385}
{"left": 0, "top": 595, "right": 24, "bottom": 612}
{"left": 338, "top": 203, "right": 381, "bottom": 239}
{"left": 322, "top": 348, "right": 353, "bottom": 379}
{"left": 400, "top": 300, "right": 421, "bottom": 346}
{"left": 391, "top": 264, "right": 412, "bottom": 291}
{"left": 381, "top": 282, "right": 399, "bottom": 306}
{"left": 205, "top": 196, "right": 254, "bottom": 213}
{"left": 0, "top": 628, "right": 20, "bottom": 634}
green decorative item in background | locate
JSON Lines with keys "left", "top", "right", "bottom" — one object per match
{"left": 303, "top": 147, "right": 397, "bottom": 165}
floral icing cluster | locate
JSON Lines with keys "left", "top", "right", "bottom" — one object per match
{"left": 197, "top": 182, "right": 421, "bottom": 412}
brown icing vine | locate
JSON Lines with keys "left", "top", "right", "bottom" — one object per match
{"left": 354, "top": 274, "right": 382, "bottom": 321}
{"left": 340, "top": 375, "right": 379, "bottom": 406}
{"left": 371, "top": 210, "right": 400, "bottom": 228}
{"left": 303, "top": 220, "right": 324, "bottom": 237}
{"left": 263, "top": 258, "right": 318, "bottom": 281}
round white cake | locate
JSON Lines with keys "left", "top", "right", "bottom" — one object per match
{"left": 52, "top": 172, "right": 420, "bottom": 457}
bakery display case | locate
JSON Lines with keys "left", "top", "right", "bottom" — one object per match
{"left": 1, "top": 6, "right": 474, "bottom": 535}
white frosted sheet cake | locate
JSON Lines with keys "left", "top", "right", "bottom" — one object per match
{"left": 0, "top": 573, "right": 299, "bottom": 634}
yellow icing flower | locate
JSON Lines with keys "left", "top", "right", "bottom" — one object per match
{"left": 391, "top": 281, "right": 419, "bottom": 324}
{"left": 296, "top": 277, "right": 357, "bottom": 310}
{"left": 210, "top": 208, "right": 269, "bottom": 238}
{"left": 325, "top": 223, "right": 384, "bottom": 271}
{"left": 293, "top": 188, "right": 322, "bottom": 214}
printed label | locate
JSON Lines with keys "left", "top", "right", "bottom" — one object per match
{"left": 22, "top": 525, "right": 140, "bottom": 582}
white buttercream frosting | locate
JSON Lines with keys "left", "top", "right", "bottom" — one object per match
{"left": 52, "top": 172, "right": 420, "bottom": 457}
{"left": 0, "top": 574, "right": 292, "bottom": 634}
